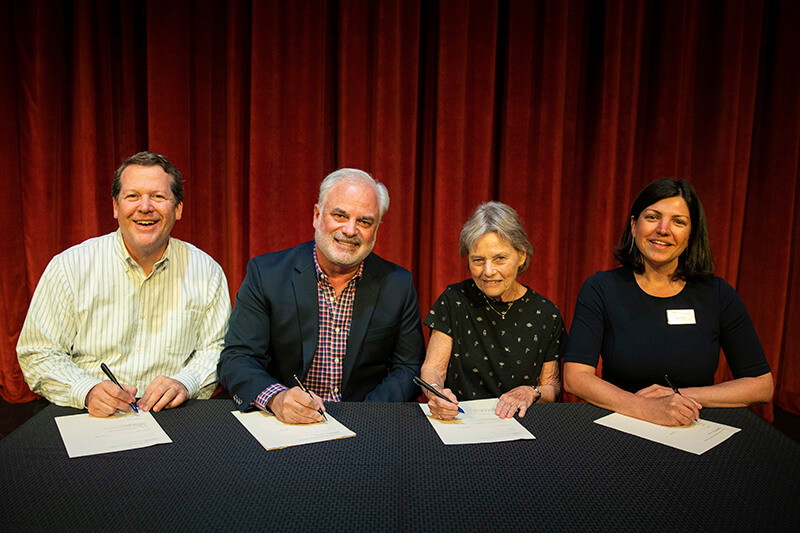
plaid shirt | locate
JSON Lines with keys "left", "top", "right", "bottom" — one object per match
{"left": 254, "top": 246, "right": 363, "bottom": 410}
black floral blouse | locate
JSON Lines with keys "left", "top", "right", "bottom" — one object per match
{"left": 423, "top": 279, "right": 566, "bottom": 399}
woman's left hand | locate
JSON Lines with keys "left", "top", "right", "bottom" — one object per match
{"left": 635, "top": 384, "right": 675, "bottom": 399}
{"left": 496, "top": 386, "right": 537, "bottom": 419}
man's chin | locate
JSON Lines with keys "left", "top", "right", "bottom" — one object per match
{"left": 329, "top": 251, "right": 365, "bottom": 267}
{"left": 327, "top": 244, "right": 374, "bottom": 268}
{"left": 315, "top": 230, "right": 375, "bottom": 270}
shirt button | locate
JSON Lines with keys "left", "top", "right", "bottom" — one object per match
{"left": 334, "top": 327, "right": 340, "bottom": 333}
{"left": 333, "top": 387, "right": 339, "bottom": 393}
{"left": 329, "top": 296, "right": 335, "bottom": 302}
{"left": 334, "top": 357, "right": 340, "bottom": 364}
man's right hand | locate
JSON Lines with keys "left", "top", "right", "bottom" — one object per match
{"left": 85, "top": 381, "right": 138, "bottom": 417}
{"left": 267, "top": 387, "right": 326, "bottom": 424}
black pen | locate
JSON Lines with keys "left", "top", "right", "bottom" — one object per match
{"left": 664, "top": 374, "right": 681, "bottom": 396}
{"left": 292, "top": 374, "right": 327, "bottom": 422}
{"left": 665, "top": 374, "right": 700, "bottom": 422}
{"left": 413, "top": 377, "right": 465, "bottom": 414}
{"left": 100, "top": 363, "right": 139, "bottom": 413}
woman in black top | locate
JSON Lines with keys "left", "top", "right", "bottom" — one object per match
{"left": 563, "top": 179, "right": 773, "bottom": 426}
{"left": 421, "top": 202, "right": 566, "bottom": 420}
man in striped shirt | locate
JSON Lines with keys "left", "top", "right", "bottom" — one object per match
{"left": 17, "top": 152, "right": 231, "bottom": 417}
{"left": 219, "top": 169, "right": 425, "bottom": 423}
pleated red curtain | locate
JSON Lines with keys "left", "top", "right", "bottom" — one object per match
{"left": 2, "top": 0, "right": 799, "bottom": 420}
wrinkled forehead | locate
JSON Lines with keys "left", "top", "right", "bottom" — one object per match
{"left": 469, "top": 232, "right": 517, "bottom": 256}
{"left": 322, "top": 181, "right": 380, "bottom": 217}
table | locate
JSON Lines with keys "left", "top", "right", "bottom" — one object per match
{"left": 1, "top": 401, "right": 799, "bottom": 531}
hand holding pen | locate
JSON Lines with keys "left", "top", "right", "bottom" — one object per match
{"left": 664, "top": 374, "right": 681, "bottom": 396}
{"left": 83, "top": 363, "right": 139, "bottom": 417}
{"left": 664, "top": 374, "right": 701, "bottom": 423}
{"left": 635, "top": 377, "right": 701, "bottom": 425}
{"left": 293, "top": 375, "right": 327, "bottom": 422}
{"left": 414, "top": 377, "right": 464, "bottom": 420}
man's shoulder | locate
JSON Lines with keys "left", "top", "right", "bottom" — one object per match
{"left": 52, "top": 232, "right": 117, "bottom": 263}
{"left": 68, "top": 231, "right": 116, "bottom": 250}
{"left": 247, "top": 241, "right": 314, "bottom": 272}
{"left": 168, "top": 236, "right": 224, "bottom": 271}
{"left": 363, "top": 252, "right": 414, "bottom": 283}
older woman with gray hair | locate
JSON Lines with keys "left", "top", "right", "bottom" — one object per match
{"left": 421, "top": 202, "right": 566, "bottom": 420}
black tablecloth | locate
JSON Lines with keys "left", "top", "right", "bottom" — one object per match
{"left": 1, "top": 400, "right": 799, "bottom": 531}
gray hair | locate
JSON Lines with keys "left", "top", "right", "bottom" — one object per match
{"left": 459, "top": 201, "right": 533, "bottom": 275}
{"left": 317, "top": 168, "right": 390, "bottom": 219}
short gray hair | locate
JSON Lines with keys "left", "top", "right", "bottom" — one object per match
{"left": 317, "top": 168, "right": 390, "bottom": 219}
{"left": 459, "top": 201, "right": 533, "bottom": 275}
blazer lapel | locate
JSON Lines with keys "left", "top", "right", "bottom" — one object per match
{"left": 342, "top": 258, "right": 380, "bottom": 389}
{"left": 292, "top": 250, "right": 320, "bottom": 376}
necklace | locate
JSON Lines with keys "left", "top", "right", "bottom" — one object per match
{"left": 481, "top": 286, "right": 522, "bottom": 320}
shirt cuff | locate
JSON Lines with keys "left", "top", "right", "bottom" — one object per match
{"left": 171, "top": 369, "right": 203, "bottom": 398}
{"left": 71, "top": 376, "right": 104, "bottom": 410}
{"left": 254, "top": 383, "right": 289, "bottom": 412}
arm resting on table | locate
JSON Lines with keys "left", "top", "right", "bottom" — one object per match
{"left": 564, "top": 362, "right": 701, "bottom": 426}
{"left": 680, "top": 372, "right": 773, "bottom": 407}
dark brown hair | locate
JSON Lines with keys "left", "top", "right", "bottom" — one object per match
{"left": 614, "top": 178, "right": 714, "bottom": 280}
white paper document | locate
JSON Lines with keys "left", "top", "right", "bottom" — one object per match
{"left": 419, "top": 398, "right": 536, "bottom": 445}
{"left": 232, "top": 410, "right": 356, "bottom": 450}
{"left": 594, "top": 412, "right": 741, "bottom": 455}
{"left": 55, "top": 411, "right": 172, "bottom": 458}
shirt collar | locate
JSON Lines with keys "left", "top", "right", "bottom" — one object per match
{"left": 313, "top": 244, "right": 364, "bottom": 285}
{"left": 114, "top": 228, "right": 172, "bottom": 273}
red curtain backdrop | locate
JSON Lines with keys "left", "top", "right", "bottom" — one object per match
{"left": 2, "top": 0, "right": 799, "bottom": 421}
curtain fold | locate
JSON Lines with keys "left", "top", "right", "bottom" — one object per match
{"left": 3, "top": 0, "right": 799, "bottom": 421}
{"left": 0, "top": 0, "right": 31, "bottom": 402}
{"left": 742, "top": 0, "right": 800, "bottom": 416}
{"left": 336, "top": 0, "right": 422, "bottom": 272}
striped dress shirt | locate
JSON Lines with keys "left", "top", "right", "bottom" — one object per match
{"left": 17, "top": 230, "right": 231, "bottom": 409}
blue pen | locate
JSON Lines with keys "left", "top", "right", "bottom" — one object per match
{"left": 414, "top": 377, "right": 465, "bottom": 414}
{"left": 101, "top": 363, "right": 139, "bottom": 413}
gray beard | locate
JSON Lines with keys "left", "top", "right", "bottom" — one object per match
{"left": 314, "top": 226, "right": 375, "bottom": 268}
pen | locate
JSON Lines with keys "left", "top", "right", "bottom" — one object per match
{"left": 665, "top": 374, "right": 700, "bottom": 422}
{"left": 413, "top": 377, "right": 465, "bottom": 414}
{"left": 664, "top": 374, "right": 681, "bottom": 396}
{"left": 292, "top": 374, "right": 327, "bottom": 422}
{"left": 100, "top": 363, "right": 139, "bottom": 413}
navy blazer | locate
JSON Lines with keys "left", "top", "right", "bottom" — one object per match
{"left": 219, "top": 241, "right": 425, "bottom": 410}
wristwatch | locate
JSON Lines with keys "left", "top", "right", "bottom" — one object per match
{"left": 532, "top": 385, "right": 542, "bottom": 403}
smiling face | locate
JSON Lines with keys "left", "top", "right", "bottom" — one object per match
{"left": 313, "top": 180, "right": 380, "bottom": 275}
{"left": 631, "top": 195, "right": 692, "bottom": 274}
{"left": 113, "top": 164, "right": 182, "bottom": 268}
{"left": 468, "top": 232, "right": 526, "bottom": 301}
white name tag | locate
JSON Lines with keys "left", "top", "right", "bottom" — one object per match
{"left": 667, "top": 309, "right": 696, "bottom": 325}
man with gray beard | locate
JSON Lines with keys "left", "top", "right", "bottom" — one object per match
{"left": 218, "top": 169, "right": 425, "bottom": 423}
